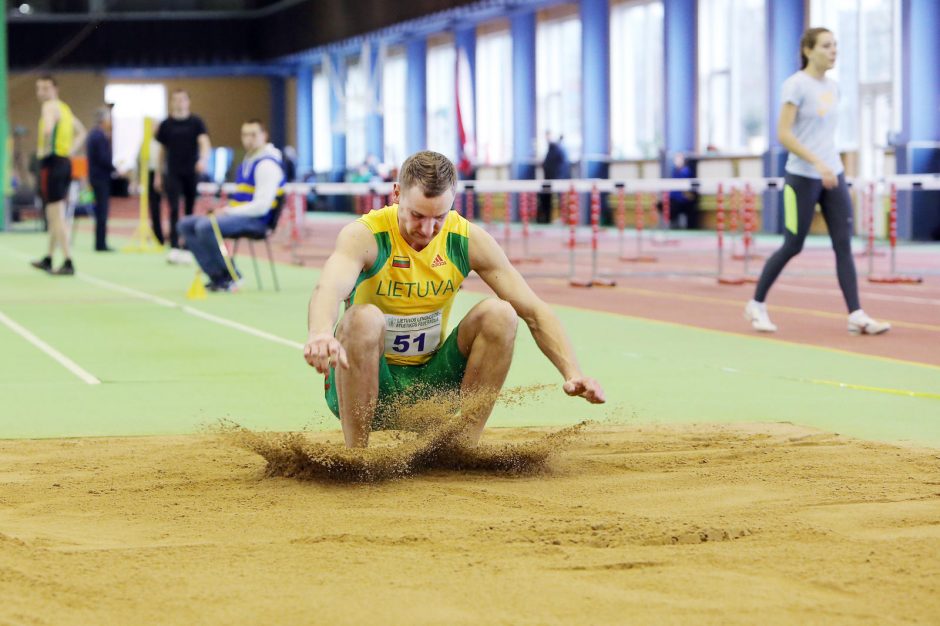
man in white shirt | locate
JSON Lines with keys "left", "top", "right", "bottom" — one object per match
{"left": 178, "top": 119, "right": 285, "bottom": 291}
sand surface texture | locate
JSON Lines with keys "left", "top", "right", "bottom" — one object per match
{"left": 1, "top": 423, "right": 939, "bottom": 625}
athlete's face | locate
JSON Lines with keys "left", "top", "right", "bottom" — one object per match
{"left": 241, "top": 123, "right": 266, "bottom": 152}
{"left": 395, "top": 183, "right": 454, "bottom": 251}
{"left": 36, "top": 80, "right": 57, "bottom": 103}
{"left": 805, "top": 31, "right": 837, "bottom": 71}
{"left": 170, "top": 91, "right": 191, "bottom": 117}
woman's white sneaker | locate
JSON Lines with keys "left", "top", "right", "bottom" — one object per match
{"left": 848, "top": 310, "right": 891, "bottom": 335}
{"left": 745, "top": 300, "right": 777, "bottom": 333}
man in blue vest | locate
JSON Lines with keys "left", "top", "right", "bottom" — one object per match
{"left": 178, "top": 119, "right": 285, "bottom": 292}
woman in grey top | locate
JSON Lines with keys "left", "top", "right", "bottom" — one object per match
{"left": 745, "top": 27, "right": 890, "bottom": 335}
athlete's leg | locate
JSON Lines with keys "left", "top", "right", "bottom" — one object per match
{"left": 45, "top": 200, "right": 70, "bottom": 259}
{"left": 456, "top": 298, "right": 519, "bottom": 444}
{"left": 820, "top": 175, "right": 861, "bottom": 312}
{"left": 165, "top": 172, "right": 183, "bottom": 249}
{"left": 753, "top": 173, "right": 821, "bottom": 302}
{"left": 182, "top": 172, "right": 198, "bottom": 217}
{"left": 334, "top": 304, "right": 386, "bottom": 447}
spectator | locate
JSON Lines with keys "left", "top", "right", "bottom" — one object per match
{"left": 666, "top": 152, "right": 699, "bottom": 229}
{"left": 177, "top": 119, "right": 285, "bottom": 292}
{"left": 155, "top": 89, "right": 211, "bottom": 264}
{"left": 86, "top": 107, "right": 116, "bottom": 252}
{"left": 538, "top": 132, "right": 570, "bottom": 224}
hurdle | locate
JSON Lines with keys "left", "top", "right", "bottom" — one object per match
{"left": 868, "top": 182, "right": 924, "bottom": 284}
{"left": 855, "top": 181, "right": 885, "bottom": 262}
{"left": 508, "top": 192, "right": 541, "bottom": 265}
{"left": 620, "top": 189, "right": 657, "bottom": 263}
{"left": 650, "top": 191, "right": 680, "bottom": 247}
{"left": 570, "top": 184, "right": 616, "bottom": 288}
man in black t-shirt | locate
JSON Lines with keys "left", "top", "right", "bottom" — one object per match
{"left": 155, "top": 89, "right": 211, "bottom": 263}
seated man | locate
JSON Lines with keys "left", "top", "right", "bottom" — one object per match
{"left": 303, "top": 151, "right": 606, "bottom": 448}
{"left": 666, "top": 152, "right": 699, "bottom": 229}
{"left": 178, "top": 119, "right": 284, "bottom": 291}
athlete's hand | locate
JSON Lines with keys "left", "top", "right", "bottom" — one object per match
{"left": 563, "top": 377, "right": 606, "bottom": 404}
{"left": 304, "top": 333, "right": 348, "bottom": 374}
{"left": 814, "top": 162, "right": 838, "bottom": 189}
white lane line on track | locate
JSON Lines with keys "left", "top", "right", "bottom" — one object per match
{"left": 0, "top": 310, "right": 101, "bottom": 385}
{"left": 76, "top": 274, "right": 305, "bottom": 350}
{"left": 179, "top": 305, "right": 304, "bottom": 350}
{"left": 0, "top": 245, "right": 305, "bottom": 351}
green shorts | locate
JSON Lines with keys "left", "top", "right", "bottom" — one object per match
{"left": 324, "top": 325, "right": 468, "bottom": 429}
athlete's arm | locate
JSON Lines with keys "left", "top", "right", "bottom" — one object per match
{"left": 777, "top": 102, "right": 837, "bottom": 189}
{"left": 40, "top": 101, "right": 58, "bottom": 150}
{"left": 197, "top": 133, "right": 211, "bottom": 175}
{"left": 154, "top": 127, "right": 166, "bottom": 192}
{"left": 469, "top": 223, "right": 605, "bottom": 403}
{"left": 70, "top": 117, "right": 88, "bottom": 156}
{"left": 304, "top": 221, "right": 378, "bottom": 374}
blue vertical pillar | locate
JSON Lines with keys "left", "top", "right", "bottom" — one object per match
{"left": 897, "top": 0, "right": 940, "bottom": 240}
{"left": 455, "top": 25, "right": 477, "bottom": 178}
{"left": 762, "top": 0, "right": 804, "bottom": 233}
{"left": 663, "top": 0, "right": 696, "bottom": 163}
{"left": 581, "top": 0, "right": 610, "bottom": 181}
{"left": 365, "top": 42, "right": 384, "bottom": 162}
{"left": 330, "top": 52, "right": 347, "bottom": 183}
{"left": 511, "top": 10, "right": 536, "bottom": 180}
{"left": 295, "top": 64, "right": 313, "bottom": 177}
{"left": 406, "top": 38, "right": 427, "bottom": 156}
{"left": 268, "top": 75, "right": 286, "bottom": 149}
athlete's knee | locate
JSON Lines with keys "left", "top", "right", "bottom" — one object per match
{"left": 781, "top": 237, "right": 805, "bottom": 257}
{"left": 478, "top": 299, "right": 518, "bottom": 342}
{"left": 337, "top": 304, "right": 385, "bottom": 347}
{"left": 830, "top": 232, "right": 852, "bottom": 255}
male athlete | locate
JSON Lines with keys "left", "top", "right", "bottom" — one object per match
{"left": 31, "top": 75, "right": 87, "bottom": 275}
{"left": 304, "top": 151, "right": 605, "bottom": 448}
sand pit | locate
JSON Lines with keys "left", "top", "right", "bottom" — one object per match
{"left": 227, "top": 386, "right": 587, "bottom": 482}
{"left": 1, "top": 422, "right": 939, "bottom": 625}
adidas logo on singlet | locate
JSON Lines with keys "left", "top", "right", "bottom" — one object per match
{"left": 431, "top": 254, "right": 447, "bottom": 268}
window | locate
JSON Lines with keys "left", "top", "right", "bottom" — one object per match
{"left": 475, "top": 27, "right": 513, "bottom": 165}
{"left": 426, "top": 39, "right": 457, "bottom": 160}
{"left": 810, "top": 0, "right": 900, "bottom": 177}
{"left": 382, "top": 48, "right": 407, "bottom": 169}
{"left": 610, "top": 1, "right": 664, "bottom": 159}
{"left": 345, "top": 57, "right": 367, "bottom": 168}
{"left": 536, "top": 12, "right": 582, "bottom": 159}
{"left": 104, "top": 83, "right": 167, "bottom": 172}
{"left": 698, "top": 0, "right": 768, "bottom": 154}
{"left": 312, "top": 65, "right": 332, "bottom": 173}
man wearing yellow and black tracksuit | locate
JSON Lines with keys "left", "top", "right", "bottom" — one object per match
{"left": 177, "top": 119, "right": 284, "bottom": 291}
{"left": 304, "top": 151, "right": 606, "bottom": 449}
{"left": 31, "top": 75, "right": 87, "bottom": 276}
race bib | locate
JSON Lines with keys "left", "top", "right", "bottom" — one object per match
{"left": 384, "top": 310, "right": 443, "bottom": 357}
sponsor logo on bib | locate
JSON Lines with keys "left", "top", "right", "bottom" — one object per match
{"left": 431, "top": 254, "right": 447, "bottom": 268}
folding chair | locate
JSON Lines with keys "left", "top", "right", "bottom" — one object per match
{"left": 229, "top": 196, "right": 284, "bottom": 291}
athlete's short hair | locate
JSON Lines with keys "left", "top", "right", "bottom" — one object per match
{"left": 37, "top": 75, "right": 57, "bottom": 87}
{"left": 399, "top": 151, "right": 457, "bottom": 198}
{"left": 243, "top": 118, "right": 266, "bottom": 132}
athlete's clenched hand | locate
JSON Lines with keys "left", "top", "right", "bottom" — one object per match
{"left": 304, "top": 333, "right": 349, "bottom": 374}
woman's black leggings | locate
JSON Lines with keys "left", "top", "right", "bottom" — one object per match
{"left": 754, "top": 172, "right": 860, "bottom": 312}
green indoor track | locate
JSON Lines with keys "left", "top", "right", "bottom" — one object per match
{"left": 1, "top": 230, "right": 939, "bottom": 446}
